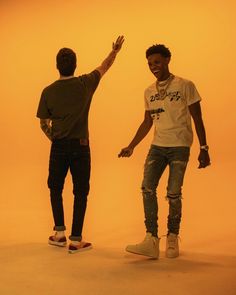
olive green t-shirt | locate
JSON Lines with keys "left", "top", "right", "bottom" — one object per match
{"left": 37, "top": 70, "right": 100, "bottom": 140}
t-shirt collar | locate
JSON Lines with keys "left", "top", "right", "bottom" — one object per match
{"left": 59, "top": 75, "right": 75, "bottom": 80}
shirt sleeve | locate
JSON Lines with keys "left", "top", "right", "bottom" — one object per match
{"left": 36, "top": 89, "right": 51, "bottom": 119}
{"left": 83, "top": 70, "right": 101, "bottom": 94}
{"left": 185, "top": 80, "right": 202, "bottom": 106}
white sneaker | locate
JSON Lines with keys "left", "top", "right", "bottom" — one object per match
{"left": 166, "top": 233, "right": 179, "bottom": 258}
{"left": 126, "top": 233, "right": 160, "bottom": 259}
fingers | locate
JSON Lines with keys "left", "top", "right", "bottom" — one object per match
{"left": 116, "top": 35, "right": 124, "bottom": 44}
{"left": 118, "top": 150, "right": 129, "bottom": 157}
{"left": 198, "top": 160, "right": 211, "bottom": 168}
{"left": 198, "top": 151, "right": 211, "bottom": 168}
{"left": 118, "top": 147, "right": 133, "bottom": 158}
{"left": 113, "top": 35, "right": 125, "bottom": 51}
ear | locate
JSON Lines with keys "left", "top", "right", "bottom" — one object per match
{"left": 165, "top": 57, "right": 171, "bottom": 64}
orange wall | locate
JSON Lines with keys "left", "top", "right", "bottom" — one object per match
{"left": 1, "top": 0, "right": 235, "bottom": 162}
{"left": 1, "top": 0, "right": 235, "bottom": 242}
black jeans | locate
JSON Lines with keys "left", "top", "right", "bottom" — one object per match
{"left": 47, "top": 138, "right": 90, "bottom": 242}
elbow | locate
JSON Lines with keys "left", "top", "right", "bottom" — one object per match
{"left": 143, "top": 120, "right": 153, "bottom": 131}
{"left": 96, "top": 67, "right": 105, "bottom": 77}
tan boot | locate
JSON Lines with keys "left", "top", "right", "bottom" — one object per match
{"left": 166, "top": 233, "right": 179, "bottom": 258}
{"left": 126, "top": 233, "right": 160, "bottom": 259}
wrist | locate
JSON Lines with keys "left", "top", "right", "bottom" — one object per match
{"left": 200, "top": 145, "right": 209, "bottom": 151}
{"left": 128, "top": 144, "right": 135, "bottom": 150}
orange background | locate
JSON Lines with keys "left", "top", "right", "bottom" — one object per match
{"left": 0, "top": 0, "right": 235, "bottom": 247}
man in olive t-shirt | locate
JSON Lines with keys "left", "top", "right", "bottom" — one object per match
{"left": 37, "top": 36, "right": 124, "bottom": 254}
{"left": 37, "top": 70, "right": 100, "bottom": 140}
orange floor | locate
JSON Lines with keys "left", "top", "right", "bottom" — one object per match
{"left": 1, "top": 160, "right": 235, "bottom": 295}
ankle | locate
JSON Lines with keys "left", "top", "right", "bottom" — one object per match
{"left": 70, "top": 240, "right": 81, "bottom": 246}
{"left": 56, "top": 231, "right": 65, "bottom": 238}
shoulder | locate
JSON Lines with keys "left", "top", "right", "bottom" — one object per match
{"left": 174, "top": 76, "right": 201, "bottom": 103}
{"left": 173, "top": 75, "right": 196, "bottom": 87}
{"left": 79, "top": 70, "right": 101, "bottom": 83}
{"left": 41, "top": 80, "right": 59, "bottom": 95}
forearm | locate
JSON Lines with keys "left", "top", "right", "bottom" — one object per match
{"left": 96, "top": 35, "right": 124, "bottom": 77}
{"left": 40, "top": 119, "right": 52, "bottom": 140}
{"left": 128, "top": 121, "right": 153, "bottom": 149}
{"left": 102, "top": 49, "right": 118, "bottom": 70}
{"left": 194, "top": 118, "right": 207, "bottom": 146}
{"left": 194, "top": 118, "right": 211, "bottom": 168}
{"left": 189, "top": 101, "right": 208, "bottom": 146}
{"left": 96, "top": 50, "right": 117, "bottom": 76}
{"left": 189, "top": 101, "right": 210, "bottom": 168}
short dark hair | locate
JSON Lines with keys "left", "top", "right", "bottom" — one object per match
{"left": 146, "top": 44, "right": 171, "bottom": 59}
{"left": 56, "top": 48, "right": 76, "bottom": 76}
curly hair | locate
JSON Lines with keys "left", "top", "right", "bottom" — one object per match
{"left": 56, "top": 48, "right": 77, "bottom": 76}
{"left": 146, "top": 44, "right": 171, "bottom": 59}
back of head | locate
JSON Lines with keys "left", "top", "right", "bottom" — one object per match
{"left": 146, "top": 44, "right": 171, "bottom": 59}
{"left": 56, "top": 48, "right": 77, "bottom": 76}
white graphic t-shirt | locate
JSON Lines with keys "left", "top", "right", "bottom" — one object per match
{"left": 144, "top": 75, "right": 201, "bottom": 147}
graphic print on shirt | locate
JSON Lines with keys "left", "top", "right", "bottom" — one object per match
{"left": 150, "top": 108, "right": 165, "bottom": 120}
{"left": 150, "top": 91, "right": 181, "bottom": 102}
{"left": 149, "top": 90, "right": 182, "bottom": 120}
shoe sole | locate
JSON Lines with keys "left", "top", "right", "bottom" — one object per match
{"left": 68, "top": 245, "right": 93, "bottom": 254}
{"left": 48, "top": 240, "right": 67, "bottom": 247}
{"left": 166, "top": 253, "right": 179, "bottom": 258}
{"left": 126, "top": 248, "right": 159, "bottom": 259}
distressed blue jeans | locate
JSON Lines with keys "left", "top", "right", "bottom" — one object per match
{"left": 141, "top": 145, "right": 190, "bottom": 237}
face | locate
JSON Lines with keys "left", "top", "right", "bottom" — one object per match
{"left": 147, "top": 53, "right": 170, "bottom": 81}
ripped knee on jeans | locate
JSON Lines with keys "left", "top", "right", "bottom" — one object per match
{"left": 142, "top": 186, "right": 156, "bottom": 198}
{"left": 166, "top": 193, "right": 182, "bottom": 201}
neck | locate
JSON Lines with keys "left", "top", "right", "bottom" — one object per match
{"left": 59, "top": 75, "right": 74, "bottom": 80}
{"left": 158, "top": 71, "right": 171, "bottom": 82}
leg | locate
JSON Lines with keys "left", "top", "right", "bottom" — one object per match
{"left": 47, "top": 142, "right": 69, "bottom": 231}
{"left": 165, "top": 147, "right": 189, "bottom": 258}
{"left": 166, "top": 147, "right": 189, "bottom": 235}
{"left": 141, "top": 146, "right": 168, "bottom": 237}
{"left": 126, "top": 146, "right": 167, "bottom": 258}
{"left": 69, "top": 144, "right": 91, "bottom": 242}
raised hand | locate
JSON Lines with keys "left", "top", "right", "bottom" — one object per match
{"left": 112, "top": 35, "right": 125, "bottom": 53}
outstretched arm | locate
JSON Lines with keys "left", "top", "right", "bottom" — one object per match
{"left": 40, "top": 119, "right": 52, "bottom": 141}
{"left": 96, "top": 35, "right": 124, "bottom": 77}
{"left": 118, "top": 111, "right": 153, "bottom": 157}
{"left": 189, "top": 101, "right": 211, "bottom": 168}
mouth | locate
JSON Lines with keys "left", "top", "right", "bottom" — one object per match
{"left": 153, "top": 70, "right": 160, "bottom": 77}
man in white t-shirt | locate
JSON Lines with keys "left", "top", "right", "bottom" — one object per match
{"left": 119, "top": 44, "right": 210, "bottom": 259}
